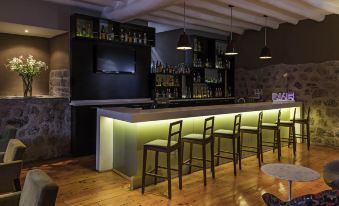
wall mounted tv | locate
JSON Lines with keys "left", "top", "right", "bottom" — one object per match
{"left": 94, "top": 44, "right": 136, "bottom": 74}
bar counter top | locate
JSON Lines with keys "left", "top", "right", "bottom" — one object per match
{"left": 97, "top": 101, "right": 302, "bottom": 123}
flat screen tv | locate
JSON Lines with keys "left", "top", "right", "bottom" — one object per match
{"left": 94, "top": 44, "right": 136, "bottom": 74}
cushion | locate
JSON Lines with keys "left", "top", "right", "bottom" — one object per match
{"left": 262, "top": 123, "right": 277, "bottom": 127}
{"left": 19, "top": 169, "right": 59, "bottom": 206}
{"left": 214, "top": 129, "right": 236, "bottom": 135}
{"left": 240, "top": 126, "right": 258, "bottom": 131}
{"left": 0, "top": 125, "right": 17, "bottom": 152}
{"left": 4, "top": 139, "right": 26, "bottom": 163}
{"left": 182, "top": 133, "right": 211, "bottom": 140}
{"left": 144, "top": 140, "right": 178, "bottom": 148}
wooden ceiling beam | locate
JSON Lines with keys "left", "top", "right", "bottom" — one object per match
{"left": 301, "top": 0, "right": 339, "bottom": 15}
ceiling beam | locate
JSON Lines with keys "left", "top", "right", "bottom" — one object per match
{"left": 165, "top": 5, "right": 260, "bottom": 31}
{"left": 259, "top": 0, "right": 325, "bottom": 22}
{"left": 301, "top": 0, "right": 339, "bottom": 15}
{"left": 141, "top": 15, "right": 231, "bottom": 36}
{"left": 43, "top": 0, "right": 103, "bottom": 11}
{"left": 217, "top": 0, "right": 299, "bottom": 24}
{"left": 186, "top": 0, "right": 279, "bottom": 29}
{"left": 152, "top": 10, "right": 244, "bottom": 34}
{"left": 102, "top": 0, "right": 179, "bottom": 22}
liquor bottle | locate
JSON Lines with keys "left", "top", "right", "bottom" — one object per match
{"left": 81, "top": 24, "right": 86, "bottom": 37}
{"left": 120, "top": 29, "right": 124, "bottom": 42}
{"left": 143, "top": 33, "right": 147, "bottom": 45}
{"left": 100, "top": 25, "right": 106, "bottom": 40}
{"left": 133, "top": 32, "right": 137, "bottom": 44}
{"left": 138, "top": 33, "right": 143, "bottom": 44}
{"left": 108, "top": 26, "right": 114, "bottom": 41}
{"left": 128, "top": 32, "right": 133, "bottom": 43}
{"left": 124, "top": 31, "right": 128, "bottom": 42}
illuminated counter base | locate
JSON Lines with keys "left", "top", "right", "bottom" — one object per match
{"left": 96, "top": 102, "right": 302, "bottom": 189}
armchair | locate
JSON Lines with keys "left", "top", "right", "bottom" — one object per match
{"left": 0, "top": 125, "right": 17, "bottom": 152}
{"left": 324, "top": 160, "right": 339, "bottom": 190}
{"left": 0, "top": 139, "right": 26, "bottom": 193}
{"left": 0, "top": 169, "right": 59, "bottom": 206}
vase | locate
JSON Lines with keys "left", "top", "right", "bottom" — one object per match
{"left": 22, "top": 76, "right": 33, "bottom": 97}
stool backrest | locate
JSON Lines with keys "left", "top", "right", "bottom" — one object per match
{"left": 203, "top": 116, "right": 215, "bottom": 140}
{"left": 291, "top": 108, "right": 297, "bottom": 124}
{"left": 306, "top": 107, "right": 311, "bottom": 122}
{"left": 276, "top": 110, "right": 282, "bottom": 127}
{"left": 167, "top": 120, "right": 183, "bottom": 147}
{"left": 258, "top": 111, "right": 263, "bottom": 132}
{"left": 233, "top": 114, "right": 241, "bottom": 135}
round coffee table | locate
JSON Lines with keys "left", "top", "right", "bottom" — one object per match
{"left": 261, "top": 163, "right": 320, "bottom": 201}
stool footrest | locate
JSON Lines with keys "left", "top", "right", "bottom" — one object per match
{"left": 218, "top": 150, "right": 238, "bottom": 155}
{"left": 158, "top": 166, "right": 179, "bottom": 171}
{"left": 145, "top": 172, "right": 167, "bottom": 179}
{"left": 183, "top": 162, "right": 204, "bottom": 169}
{"left": 191, "top": 157, "right": 212, "bottom": 162}
{"left": 215, "top": 154, "right": 235, "bottom": 160}
{"left": 241, "top": 149, "right": 258, "bottom": 153}
{"left": 242, "top": 145, "right": 258, "bottom": 149}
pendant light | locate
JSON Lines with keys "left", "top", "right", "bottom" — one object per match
{"left": 259, "top": 15, "right": 272, "bottom": 59}
{"left": 225, "top": 5, "right": 238, "bottom": 56}
{"left": 176, "top": 0, "right": 192, "bottom": 50}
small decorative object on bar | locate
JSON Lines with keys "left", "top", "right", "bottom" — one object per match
{"left": 176, "top": 0, "right": 192, "bottom": 50}
{"left": 6, "top": 55, "right": 47, "bottom": 97}
{"left": 225, "top": 5, "right": 238, "bottom": 56}
{"left": 259, "top": 15, "right": 272, "bottom": 59}
{"left": 283, "top": 72, "right": 289, "bottom": 92}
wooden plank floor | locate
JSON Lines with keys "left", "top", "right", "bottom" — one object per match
{"left": 21, "top": 144, "right": 338, "bottom": 206}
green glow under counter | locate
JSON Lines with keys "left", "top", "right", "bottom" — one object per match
{"left": 96, "top": 102, "right": 302, "bottom": 189}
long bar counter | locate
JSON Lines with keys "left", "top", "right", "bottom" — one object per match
{"left": 96, "top": 101, "right": 302, "bottom": 189}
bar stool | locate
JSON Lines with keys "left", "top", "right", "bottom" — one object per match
{"left": 261, "top": 110, "right": 282, "bottom": 161}
{"left": 214, "top": 114, "right": 241, "bottom": 176}
{"left": 292, "top": 107, "right": 311, "bottom": 150}
{"left": 182, "top": 116, "right": 215, "bottom": 186}
{"left": 279, "top": 108, "right": 297, "bottom": 156}
{"left": 141, "top": 120, "right": 183, "bottom": 199}
{"left": 239, "top": 111, "right": 263, "bottom": 167}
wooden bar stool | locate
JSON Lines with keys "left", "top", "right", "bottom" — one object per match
{"left": 182, "top": 116, "right": 215, "bottom": 186}
{"left": 292, "top": 107, "right": 311, "bottom": 150}
{"left": 239, "top": 111, "right": 263, "bottom": 168}
{"left": 214, "top": 114, "right": 241, "bottom": 176}
{"left": 279, "top": 108, "right": 297, "bottom": 156}
{"left": 141, "top": 120, "right": 183, "bottom": 199}
{"left": 262, "top": 110, "right": 282, "bottom": 161}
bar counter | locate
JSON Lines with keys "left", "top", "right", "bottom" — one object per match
{"left": 96, "top": 101, "right": 302, "bottom": 189}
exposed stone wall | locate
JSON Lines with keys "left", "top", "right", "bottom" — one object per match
{"left": 235, "top": 60, "right": 339, "bottom": 148}
{"left": 0, "top": 97, "right": 70, "bottom": 162}
{"left": 49, "top": 69, "right": 70, "bottom": 97}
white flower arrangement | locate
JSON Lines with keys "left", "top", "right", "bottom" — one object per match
{"left": 5, "top": 55, "right": 48, "bottom": 97}
{"left": 6, "top": 55, "right": 47, "bottom": 77}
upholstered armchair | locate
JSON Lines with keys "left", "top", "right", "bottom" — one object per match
{"left": 262, "top": 190, "right": 339, "bottom": 206}
{"left": 0, "top": 125, "right": 17, "bottom": 152}
{"left": 324, "top": 160, "right": 339, "bottom": 190}
{"left": 0, "top": 139, "right": 26, "bottom": 193}
{"left": 0, "top": 169, "right": 59, "bottom": 206}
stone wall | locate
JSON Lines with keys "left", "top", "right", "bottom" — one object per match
{"left": 235, "top": 60, "right": 339, "bottom": 148}
{"left": 0, "top": 97, "right": 71, "bottom": 161}
{"left": 49, "top": 69, "right": 70, "bottom": 97}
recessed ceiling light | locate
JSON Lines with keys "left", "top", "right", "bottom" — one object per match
{"left": 24, "top": 29, "right": 29, "bottom": 33}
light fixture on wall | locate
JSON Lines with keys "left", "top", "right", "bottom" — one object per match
{"left": 259, "top": 15, "right": 272, "bottom": 59}
{"left": 24, "top": 29, "right": 29, "bottom": 33}
{"left": 176, "top": 0, "right": 192, "bottom": 50}
{"left": 225, "top": 5, "right": 238, "bottom": 56}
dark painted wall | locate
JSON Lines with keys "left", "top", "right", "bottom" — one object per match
{"left": 154, "top": 29, "right": 228, "bottom": 65}
{"left": 0, "top": 33, "right": 50, "bottom": 96}
{"left": 236, "top": 14, "right": 339, "bottom": 69}
{"left": 71, "top": 39, "right": 151, "bottom": 100}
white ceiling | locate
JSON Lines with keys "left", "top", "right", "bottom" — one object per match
{"left": 0, "top": 22, "right": 67, "bottom": 38}
{"left": 42, "top": 0, "right": 339, "bottom": 34}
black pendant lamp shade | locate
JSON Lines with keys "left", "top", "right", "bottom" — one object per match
{"left": 225, "top": 40, "right": 238, "bottom": 55}
{"left": 259, "top": 15, "right": 272, "bottom": 59}
{"left": 176, "top": 0, "right": 192, "bottom": 50}
{"left": 177, "top": 32, "right": 192, "bottom": 50}
{"left": 225, "top": 5, "right": 238, "bottom": 56}
{"left": 260, "top": 46, "right": 272, "bottom": 59}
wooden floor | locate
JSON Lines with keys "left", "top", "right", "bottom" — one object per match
{"left": 21, "top": 144, "right": 338, "bottom": 206}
